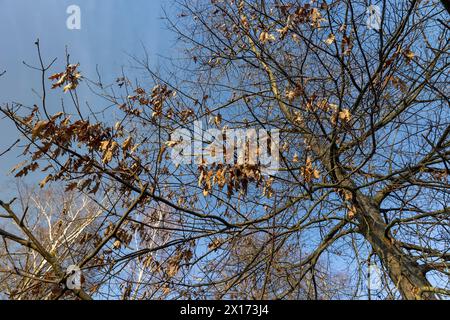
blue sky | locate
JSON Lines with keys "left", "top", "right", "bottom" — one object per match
{"left": 0, "top": 0, "right": 173, "bottom": 192}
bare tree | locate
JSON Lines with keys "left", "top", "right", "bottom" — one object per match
{"left": 0, "top": 186, "right": 102, "bottom": 299}
{"left": 0, "top": 0, "right": 449, "bottom": 300}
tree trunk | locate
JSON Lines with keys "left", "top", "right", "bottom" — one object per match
{"left": 353, "top": 193, "right": 436, "bottom": 300}
{"left": 322, "top": 155, "right": 437, "bottom": 300}
{"left": 309, "top": 127, "right": 436, "bottom": 299}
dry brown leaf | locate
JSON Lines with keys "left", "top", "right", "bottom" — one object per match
{"left": 122, "top": 137, "right": 133, "bottom": 151}
{"left": 339, "top": 109, "right": 352, "bottom": 122}
{"left": 39, "top": 174, "right": 53, "bottom": 188}
{"left": 259, "top": 31, "right": 276, "bottom": 43}
{"left": 403, "top": 49, "right": 415, "bottom": 63}
{"left": 325, "top": 33, "right": 336, "bottom": 45}
{"left": 32, "top": 120, "right": 48, "bottom": 139}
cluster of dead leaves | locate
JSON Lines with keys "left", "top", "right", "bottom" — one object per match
{"left": 285, "top": 85, "right": 304, "bottom": 102}
{"left": 208, "top": 238, "right": 224, "bottom": 251}
{"left": 383, "top": 46, "right": 416, "bottom": 69}
{"left": 13, "top": 109, "right": 143, "bottom": 194}
{"left": 259, "top": 31, "right": 276, "bottom": 44}
{"left": 128, "top": 84, "right": 175, "bottom": 119}
{"left": 324, "top": 32, "right": 353, "bottom": 57}
{"left": 305, "top": 96, "right": 350, "bottom": 122}
{"left": 285, "top": 92, "right": 352, "bottom": 127}
{"left": 102, "top": 223, "right": 133, "bottom": 251}
{"left": 166, "top": 248, "right": 193, "bottom": 278}
{"left": 336, "top": 189, "right": 357, "bottom": 220}
{"left": 49, "top": 64, "right": 82, "bottom": 92}
{"left": 284, "top": 3, "right": 327, "bottom": 29}
{"left": 114, "top": 231, "right": 133, "bottom": 251}
{"left": 198, "top": 163, "right": 264, "bottom": 198}
{"left": 383, "top": 75, "right": 407, "bottom": 93}
{"left": 324, "top": 33, "right": 336, "bottom": 45}
{"left": 100, "top": 140, "right": 119, "bottom": 164}
{"left": 301, "top": 156, "right": 321, "bottom": 183}
{"left": 243, "top": 3, "right": 327, "bottom": 45}
{"left": 292, "top": 156, "right": 320, "bottom": 183}
{"left": 341, "top": 35, "right": 353, "bottom": 56}
{"left": 331, "top": 106, "right": 352, "bottom": 125}
{"left": 402, "top": 48, "right": 415, "bottom": 64}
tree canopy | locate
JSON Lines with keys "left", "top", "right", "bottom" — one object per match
{"left": 0, "top": 0, "right": 449, "bottom": 300}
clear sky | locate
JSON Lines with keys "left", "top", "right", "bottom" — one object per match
{"left": 0, "top": 0, "right": 173, "bottom": 192}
